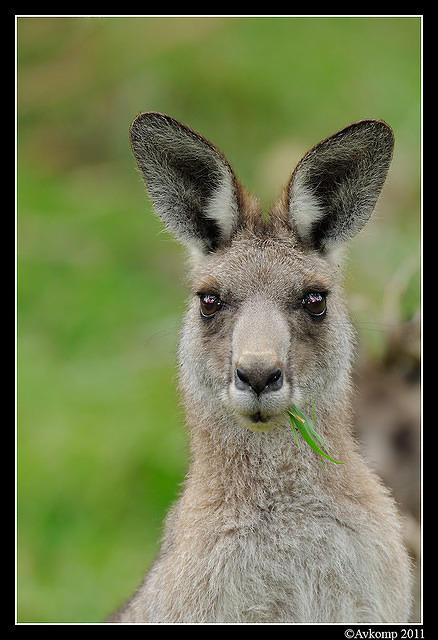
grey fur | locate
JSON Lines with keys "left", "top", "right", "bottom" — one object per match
{"left": 109, "top": 116, "right": 412, "bottom": 623}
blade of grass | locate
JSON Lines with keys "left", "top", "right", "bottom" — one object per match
{"left": 298, "top": 418, "right": 342, "bottom": 465}
{"left": 294, "top": 404, "right": 332, "bottom": 456}
{"left": 289, "top": 405, "right": 332, "bottom": 456}
{"left": 290, "top": 409, "right": 327, "bottom": 469}
{"left": 289, "top": 413, "right": 301, "bottom": 450}
{"left": 286, "top": 406, "right": 343, "bottom": 465}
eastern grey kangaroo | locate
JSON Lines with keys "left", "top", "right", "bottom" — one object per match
{"left": 109, "top": 113, "right": 412, "bottom": 623}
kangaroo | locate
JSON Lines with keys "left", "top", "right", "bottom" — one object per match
{"left": 109, "top": 113, "right": 412, "bottom": 623}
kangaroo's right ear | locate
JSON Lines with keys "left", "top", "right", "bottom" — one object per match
{"left": 130, "top": 112, "right": 241, "bottom": 255}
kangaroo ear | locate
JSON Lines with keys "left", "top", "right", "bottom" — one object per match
{"left": 130, "top": 112, "right": 240, "bottom": 254}
{"left": 286, "top": 120, "right": 394, "bottom": 253}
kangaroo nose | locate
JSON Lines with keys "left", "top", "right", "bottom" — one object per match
{"left": 235, "top": 366, "right": 283, "bottom": 395}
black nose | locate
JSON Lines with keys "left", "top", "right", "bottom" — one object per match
{"left": 235, "top": 367, "right": 283, "bottom": 395}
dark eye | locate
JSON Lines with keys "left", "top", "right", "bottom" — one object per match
{"left": 200, "top": 294, "right": 221, "bottom": 318}
{"left": 302, "top": 292, "right": 327, "bottom": 317}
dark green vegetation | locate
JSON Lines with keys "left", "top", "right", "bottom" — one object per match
{"left": 18, "top": 16, "right": 420, "bottom": 621}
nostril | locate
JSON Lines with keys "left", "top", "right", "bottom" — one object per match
{"left": 265, "top": 368, "right": 283, "bottom": 393}
{"left": 235, "top": 368, "right": 251, "bottom": 390}
{"left": 266, "top": 368, "right": 283, "bottom": 389}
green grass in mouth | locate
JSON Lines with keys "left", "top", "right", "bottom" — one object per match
{"left": 286, "top": 403, "right": 343, "bottom": 467}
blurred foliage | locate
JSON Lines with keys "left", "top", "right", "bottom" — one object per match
{"left": 17, "top": 16, "right": 421, "bottom": 622}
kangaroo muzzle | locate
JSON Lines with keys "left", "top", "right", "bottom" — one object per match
{"left": 229, "top": 298, "right": 291, "bottom": 425}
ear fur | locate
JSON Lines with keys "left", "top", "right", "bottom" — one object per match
{"left": 130, "top": 112, "right": 240, "bottom": 254}
{"left": 286, "top": 120, "right": 394, "bottom": 253}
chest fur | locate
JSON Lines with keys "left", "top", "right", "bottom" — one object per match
{"left": 145, "top": 498, "right": 398, "bottom": 623}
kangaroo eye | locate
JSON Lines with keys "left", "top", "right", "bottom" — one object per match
{"left": 200, "top": 294, "right": 221, "bottom": 318}
{"left": 302, "top": 292, "right": 327, "bottom": 317}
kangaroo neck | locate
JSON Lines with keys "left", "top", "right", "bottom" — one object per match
{"left": 183, "top": 394, "right": 355, "bottom": 503}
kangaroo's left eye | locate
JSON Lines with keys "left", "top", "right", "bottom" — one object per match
{"left": 302, "top": 292, "right": 327, "bottom": 317}
{"left": 200, "top": 294, "right": 221, "bottom": 318}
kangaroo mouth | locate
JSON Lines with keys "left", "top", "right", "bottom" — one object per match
{"left": 239, "top": 409, "right": 286, "bottom": 433}
{"left": 249, "top": 411, "right": 269, "bottom": 424}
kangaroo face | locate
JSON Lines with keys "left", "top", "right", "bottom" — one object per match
{"left": 180, "top": 231, "right": 352, "bottom": 431}
{"left": 130, "top": 112, "right": 394, "bottom": 431}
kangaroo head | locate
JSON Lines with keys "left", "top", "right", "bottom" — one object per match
{"left": 130, "top": 113, "right": 394, "bottom": 432}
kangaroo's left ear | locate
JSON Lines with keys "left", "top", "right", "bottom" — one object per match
{"left": 285, "top": 120, "right": 394, "bottom": 254}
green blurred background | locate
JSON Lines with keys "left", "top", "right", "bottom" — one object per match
{"left": 18, "top": 16, "right": 421, "bottom": 622}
